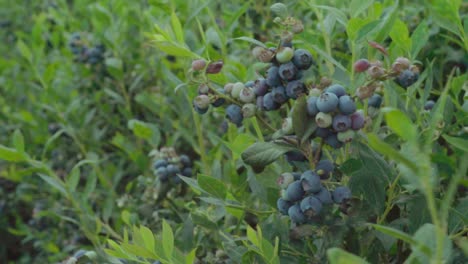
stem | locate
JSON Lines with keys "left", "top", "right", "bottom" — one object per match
{"left": 251, "top": 117, "right": 265, "bottom": 142}
{"left": 377, "top": 173, "right": 402, "bottom": 224}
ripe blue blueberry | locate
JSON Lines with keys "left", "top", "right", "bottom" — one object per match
{"left": 263, "top": 92, "right": 280, "bottom": 111}
{"left": 194, "top": 104, "right": 208, "bottom": 114}
{"left": 180, "top": 155, "right": 191, "bottom": 167}
{"left": 315, "top": 160, "right": 334, "bottom": 179}
{"left": 166, "top": 164, "right": 180, "bottom": 177}
{"left": 256, "top": 96, "right": 265, "bottom": 110}
{"left": 288, "top": 204, "right": 306, "bottom": 224}
{"left": 226, "top": 104, "right": 243, "bottom": 127}
{"left": 181, "top": 167, "right": 193, "bottom": 177}
{"left": 325, "top": 84, "right": 346, "bottom": 98}
{"left": 284, "top": 180, "right": 305, "bottom": 202}
{"left": 368, "top": 94, "right": 382, "bottom": 108}
{"left": 153, "top": 159, "right": 168, "bottom": 169}
{"left": 272, "top": 86, "right": 288, "bottom": 104}
{"left": 424, "top": 100, "right": 435, "bottom": 110}
{"left": 395, "top": 69, "right": 418, "bottom": 88}
{"left": 300, "top": 196, "right": 323, "bottom": 218}
{"left": 306, "top": 96, "right": 319, "bottom": 116}
{"left": 332, "top": 114, "right": 352, "bottom": 132}
{"left": 350, "top": 110, "right": 365, "bottom": 130}
{"left": 314, "top": 187, "right": 333, "bottom": 204}
{"left": 245, "top": 80, "right": 255, "bottom": 87}
{"left": 332, "top": 186, "right": 352, "bottom": 204}
{"left": 266, "top": 66, "right": 281, "bottom": 87}
{"left": 316, "top": 92, "right": 339, "bottom": 113}
{"left": 286, "top": 80, "right": 305, "bottom": 99}
{"left": 279, "top": 62, "right": 298, "bottom": 81}
{"left": 292, "top": 49, "right": 313, "bottom": 70}
{"left": 300, "top": 171, "right": 322, "bottom": 193}
{"left": 277, "top": 198, "right": 293, "bottom": 215}
{"left": 338, "top": 95, "right": 356, "bottom": 115}
{"left": 285, "top": 151, "right": 307, "bottom": 163}
{"left": 315, "top": 127, "right": 330, "bottom": 138}
{"left": 156, "top": 167, "right": 169, "bottom": 181}
{"left": 212, "top": 89, "right": 226, "bottom": 107}
{"left": 325, "top": 133, "right": 343, "bottom": 149}
{"left": 254, "top": 79, "right": 269, "bottom": 96}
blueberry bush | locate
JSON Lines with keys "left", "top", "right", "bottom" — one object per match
{"left": 0, "top": 1, "right": 467, "bottom": 263}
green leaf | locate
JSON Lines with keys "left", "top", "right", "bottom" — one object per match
{"left": 442, "top": 135, "right": 468, "bottom": 153}
{"left": 162, "top": 220, "right": 174, "bottom": 259}
{"left": 246, "top": 225, "right": 259, "bottom": 248}
{"left": 38, "top": 173, "right": 67, "bottom": 196}
{"left": 178, "top": 176, "right": 203, "bottom": 195}
{"left": 12, "top": 129, "right": 25, "bottom": 153}
{"left": 152, "top": 41, "right": 200, "bottom": 58}
{"left": 371, "top": 224, "right": 432, "bottom": 256}
{"left": 105, "top": 58, "right": 123, "bottom": 80}
{"left": 408, "top": 224, "right": 453, "bottom": 263}
{"left": 348, "top": 142, "right": 392, "bottom": 214}
{"left": 0, "top": 145, "right": 28, "bottom": 162}
{"left": 327, "top": 248, "right": 370, "bottom": 264}
{"left": 349, "top": 0, "right": 373, "bottom": 18}
{"left": 383, "top": 108, "right": 417, "bottom": 142}
{"left": 140, "top": 225, "right": 155, "bottom": 253}
{"left": 389, "top": 19, "right": 411, "bottom": 53}
{"left": 270, "top": 3, "right": 288, "bottom": 18}
{"left": 128, "top": 119, "right": 153, "bottom": 141}
{"left": 223, "top": 133, "right": 256, "bottom": 161}
{"left": 17, "top": 40, "right": 32, "bottom": 62}
{"left": 233, "top": 37, "right": 267, "bottom": 48}
{"left": 310, "top": 44, "right": 347, "bottom": 73}
{"left": 410, "top": 22, "right": 429, "bottom": 59}
{"left": 66, "top": 168, "right": 80, "bottom": 192}
{"left": 197, "top": 174, "right": 227, "bottom": 199}
{"left": 241, "top": 142, "right": 296, "bottom": 168}
{"left": 346, "top": 17, "right": 372, "bottom": 41}
{"left": 309, "top": 5, "right": 348, "bottom": 26}
{"left": 171, "top": 11, "right": 184, "bottom": 43}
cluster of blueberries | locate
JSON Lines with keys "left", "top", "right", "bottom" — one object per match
{"left": 192, "top": 45, "right": 314, "bottom": 127}
{"left": 153, "top": 152, "right": 193, "bottom": 184}
{"left": 306, "top": 84, "right": 365, "bottom": 148}
{"left": 276, "top": 160, "right": 352, "bottom": 224}
{"left": 68, "top": 32, "right": 105, "bottom": 65}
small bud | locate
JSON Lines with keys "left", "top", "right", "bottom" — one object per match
{"left": 356, "top": 84, "right": 376, "bottom": 100}
{"left": 191, "top": 59, "right": 206, "bottom": 71}
{"left": 205, "top": 60, "right": 223, "bottom": 74}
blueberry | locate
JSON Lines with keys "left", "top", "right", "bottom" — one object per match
{"left": 180, "top": 155, "right": 191, "bottom": 167}
{"left": 285, "top": 151, "right": 307, "bottom": 163}
{"left": 424, "top": 100, "right": 435, "bottom": 110}
{"left": 263, "top": 92, "right": 280, "bottom": 111}
{"left": 193, "top": 95, "right": 211, "bottom": 110}
{"left": 242, "top": 103, "right": 256, "bottom": 118}
{"left": 156, "top": 167, "right": 169, "bottom": 181}
{"left": 166, "top": 164, "right": 180, "bottom": 177}
{"left": 368, "top": 94, "right": 382, "bottom": 108}
{"left": 332, "top": 114, "right": 352, "bottom": 132}
{"left": 198, "top": 84, "right": 210, "bottom": 95}
{"left": 337, "top": 130, "right": 355, "bottom": 143}
{"left": 306, "top": 96, "right": 319, "bottom": 116}
{"left": 278, "top": 62, "right": 298, "bottom": 81}
{"left": 300, "top": 196, "right": 323, "bottom": 218}
{"left": 153, "top": 159, "right": 168, "bottom": 169}
{"left": 332, "top": 186, "right": 352, "bottom": 204}
{"left": 338, "top": 95, "right": 356, "bottom": 115}
{"left": 276, "top": 47, "right": 294, "bottom": 63}
{"left": 224, "top": 83, "right": 234, "bottom": 94}
{"left": 325, "top": 84, "right": 346, "bottom": 98}
{"left": 256, "top": 96, "right": 265, "bottom": 110}
{"left": 316, "top": 92, "right": 339, "bottom": 113}
{"left": 211, "top": 89, "right": 226, "bottom": 107}
{"left": 254, "top": 79, "right": 269, "bottom": 96}
{"left": 192, "top": 59, "right": 207, "bottom": 71}
{"left": 245, "top": 80, "right": 255, "bottom": 88}
{"left": 277, "top": 172, "right": 295, "bottom": 189}
{"left": 239, "top": 87, "right": 256, "bottom": 103}
{"left": 325, "top": 133, "right": 343, "bottom": 149}
{"left": 193, "top": 104, "right": 208, "bottom": 114}
{"left": 182, "top": 167, "right": 193, "bottom": 177}
{"left": 284, "top": 180, "right": 305, "bottom": 202}
{"left": 314, "top": 187, "right": 333, "bottom": 204}
{"left": 315, "top": 112, "right": 333, "bottom": 128}
{"left": 226, "top": 104, "right": 243, "bottom": 127}
{"left": 205, "top": 60, "right": 223, "bottom": 74}
{"left": 266, "top": 66, "right": 281, "bottom": 87}
{"left": 292, "top": 49, "right": 313, "bottom": 70}
{"left": 395, "top": 69, "right": 418, "bottom": 88}
{"left": 277, "top": 198, "right": 293, "bottom": 215}
{"left": 231, "top": 82, "right": 245, "bottom": 99}
{"left": 286, "top": 80, "right": 305, "bottom": 99}
{"left": 353, "top": 59, "right": 371, "bottom": 73}
{"left": 272, "top": 86, "right": 288, "bottom": 104}
{"left": 300, "top": 171, "right": 322, "bottom": 193}
{"left": 315, "top": 127, "right": 330, "bottom": 138}
{"left": 350, "top": 110, "right": 365, "bottom": 130}
{"left": 288, "top": 204, "right": 306, "bottom": 224}
{"left": 315, "top": 160, "right": 334, "bottom": 179}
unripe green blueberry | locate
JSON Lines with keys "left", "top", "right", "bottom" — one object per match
{"left": 277, "top": 172, "right": 295, "bottom": 189}
{"left": 337, "top": 130, "right": 355, "bottom": 143}
{"left": 276, "top": 47, "right": 294, "bottom": 63}
{"left": 193, "top": 94, "right": 211, "bottom": 109}
{"left": 315, "top": 112, "right": 333, "bottom": 128}
{"left": 239, "top": 87, "right": 256, "bottom": 103}
{"left": 281, "top": 117, "right": 293, "bottom": 134}
{"left": 392, "top": 57, "right": 411, "bottom": 73}
{"left": 252, "top": 46, "right": 274, "bottom": 63}
{"left": 224, "top": 83, "right": 234, "bottom": 94}
{"left": 241, "top": 103, "right": 256, "bottom": 118}
{"left": 231, "top": 82, "right": 244, "bottom": 99}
